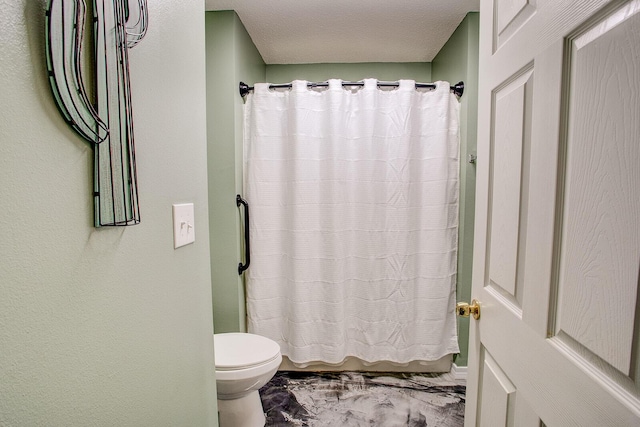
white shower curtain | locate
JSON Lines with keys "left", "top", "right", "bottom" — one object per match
{"left": 243, "top": 79, "right": 460, "bottom": 365}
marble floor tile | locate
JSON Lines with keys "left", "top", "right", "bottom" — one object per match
{"left": 260, "top": 371, "right": 465, "bottom": 427}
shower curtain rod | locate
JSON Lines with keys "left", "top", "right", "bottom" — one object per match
{"left": 239, "top": 80, "right": 464, "bottom": 98}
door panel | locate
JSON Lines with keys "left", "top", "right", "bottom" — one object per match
{"left": 478, "top": 348, "right": 543, "bottom": 426}
{"left": 488, "top": 68, "right": 534, "bottom": 310}
{"left": 467, "top": 0, "right": 640, "bottom": 425}
{"left": 554, "top": 4, "right": 640, "bottom": 377}
{"left": 494, "top": 0, "right": 537, "bottom": 51}
{"left": 478, "top": 350, "right": 516, "bottom": 426}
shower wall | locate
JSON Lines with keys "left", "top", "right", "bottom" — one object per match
{"left": 205, "top": 11, "right": 479, "bottom": 367}
{"left": 266, "top": 62, "right": 431, "bottom": 83}
{"left": 432, "top": 12, "right": 480, "bottom": 367}
{"left": 206, "top": 11, "right": 266, "bottom": 333}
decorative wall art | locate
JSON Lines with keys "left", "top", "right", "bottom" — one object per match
{"left": 45, "top": 0, "right": 148, "bottom": 226}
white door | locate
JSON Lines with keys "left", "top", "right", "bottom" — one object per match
{"left": 466, "top": 0, "right": 640, "bottom": 425}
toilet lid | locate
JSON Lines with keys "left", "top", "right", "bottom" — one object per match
{"left": 214, "top": 333, "right": 281, "bottom": 370}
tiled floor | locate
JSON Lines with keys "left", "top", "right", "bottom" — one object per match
{"left": 260, "top": 371, "right": 465, "bottom": 427}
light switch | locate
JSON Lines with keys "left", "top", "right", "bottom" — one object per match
{"left": 173, "top": 203, "right": 195, "bottom": 248}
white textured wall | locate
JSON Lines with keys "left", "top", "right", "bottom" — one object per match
{"left": 0, "top": 1, "right": 217, "bottom": 426}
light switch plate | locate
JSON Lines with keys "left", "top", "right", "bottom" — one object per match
{"left": 173, "top": 203, "right": 195, "bottom": 249}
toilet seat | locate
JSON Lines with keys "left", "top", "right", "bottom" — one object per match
{"left": 214, "top": 333, "right": 281, "bottom": 370}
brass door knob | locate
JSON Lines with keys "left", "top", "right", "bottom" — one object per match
{"left": 456, "top": 299, "right": 481, "bottom": 319}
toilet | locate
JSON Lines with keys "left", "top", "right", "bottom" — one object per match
{"left": 214, "top": 333, "right": 282, "bottom": 427}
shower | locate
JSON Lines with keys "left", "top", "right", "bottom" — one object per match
{"left": 239, "top": 78, "right": 463, "bottom": 371}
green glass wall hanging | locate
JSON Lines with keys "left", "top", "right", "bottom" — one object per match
{"left": 45, "top": 0, "right": 148, "bottom": 226}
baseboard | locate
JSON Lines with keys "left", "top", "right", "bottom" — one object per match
{"left": 451, "top": 363, "right": 468, "bottom": 381}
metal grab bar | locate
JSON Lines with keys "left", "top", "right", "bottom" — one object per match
{"left": 236, "top": 195, "right": 250, "bottom": 275}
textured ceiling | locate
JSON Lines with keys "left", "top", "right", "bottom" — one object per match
{"left": 204, "top": 0, "right": 480, "bottom": 64}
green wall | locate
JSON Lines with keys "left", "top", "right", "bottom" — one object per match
{"left": 206, "top": 11, "right": 266, "bottom": 333}
{"left": 266, "top": 62, "right": 431, "bottom": 84}
{"left": 1, "top": 2, "right": 217, "bottom": 425}
{"left": 431, "top": 12, "right": 480, "bottom": 367}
